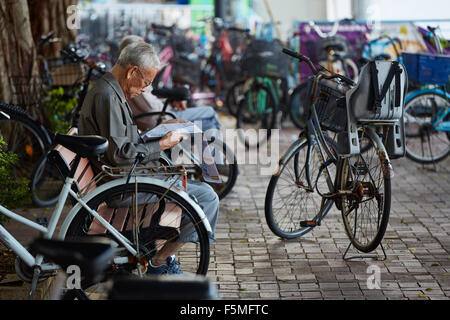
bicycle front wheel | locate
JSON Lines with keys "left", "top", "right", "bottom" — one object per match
{"left": 0, "top": 107, "right": 49, "bottom": 181}
{"left": 265, "top": 135, "right": 337, "bottom": 239}
{"left": 337, "top": 128, "right": 391, "bottom": 253}
{"left": 404, "top": 91, "right": 450, "bottom": 164}
{"left": 64, "top": 181, "right": 211, "bottom": 298}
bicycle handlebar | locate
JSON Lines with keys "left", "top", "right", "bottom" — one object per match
{"left": 40, "top": 30, "right": 56, "bottom": 43}
{"left": 282, "top": 48, "right": 319, "bottom": 74}
{"left": 282, "top": 48, "right": 355, "bottom": 86}
{"left": 151, "top": 23, "right": 175, "bottom": 31}
{"left": 61, "top": 47, "right": 105, "bottom": 74}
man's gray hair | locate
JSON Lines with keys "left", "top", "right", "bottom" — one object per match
{"left": 117, "top": 42, "right": 162, "bottom": 70}
{"left": 119, "top": 35, "right": 144, "bottom": 53}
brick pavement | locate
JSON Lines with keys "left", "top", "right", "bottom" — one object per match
{"left": 207, "top": 116, "right": 450, "bottom": 300}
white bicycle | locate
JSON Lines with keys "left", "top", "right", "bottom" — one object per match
{"left": 0, "top": 133, "right": 211, "bottom": 299}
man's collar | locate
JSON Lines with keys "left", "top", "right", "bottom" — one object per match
{"left": 102, "top": 72, "right": 126, "bottom": 103}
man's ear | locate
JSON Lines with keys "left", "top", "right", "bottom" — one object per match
{"left": 126, "top": 66, "right": 136, "bottom": 80}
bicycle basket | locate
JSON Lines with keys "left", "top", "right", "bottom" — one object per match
{"left": 307, "top": 76, "right": 352, "bottom": 132}
{"left": 242, "top": 39, "right": 290, "bottom": 78}
{"left": 402, "top": 52, "right": 450, "bottom": 85}
{"left": 46, "top": 57, "right": 85, "bottom": 87}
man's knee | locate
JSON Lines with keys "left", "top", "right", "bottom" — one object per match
{"left": 189, "top": 181, "right": 219, "bottom": 206}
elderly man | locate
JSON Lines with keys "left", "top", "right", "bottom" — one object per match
{"left": 120, "top": 35, "right": 222, "bottom": 140}
{"left": 78, "top": 42, "right": 219, "bottom": 275}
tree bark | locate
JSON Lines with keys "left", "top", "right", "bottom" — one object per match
{"left": 28, "top": 0, "right": 78, "bottom": 58}
{"left": 0, "top": 0, "right": 39, "bottom": 114}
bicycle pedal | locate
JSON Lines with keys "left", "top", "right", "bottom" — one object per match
{"left": 300, "top": 220, "right": 319, "bottom": 228}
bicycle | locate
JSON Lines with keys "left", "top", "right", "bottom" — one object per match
{"left": 28, "top": 45, "right": 106, "bottom": 208}
{"left": 310, "top": 21, "right": 359, "bottom": 82}
{"left": 0, "top": 32, "right": 64, "bottom": 187}
{"left": 0, "top": 134, "right": 211, "bottom": 299}
{"left": 235, "top": 38, "right": 291, "bottom": 149}
{"left": 265, "top": 48, "right": 407, "bottom": 255}
{"left": 30, "top": 237, "right": 218, "bottom": 300}
{"left": 402, "top": 26, "right": 450, "bottom": 165}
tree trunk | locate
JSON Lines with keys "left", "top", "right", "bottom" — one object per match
{"left": 28, "top": 0, "right": 78, "bottom": 58}
{"left": 0, "top": 0, "right": 39, "bottom": 116}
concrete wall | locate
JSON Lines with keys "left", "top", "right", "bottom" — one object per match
{"left": 250, "top": 0, "right": 328, "bottom": 39}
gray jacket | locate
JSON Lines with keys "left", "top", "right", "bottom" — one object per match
{"left": 78, "top": 72, "right": 161, "bottom": 173}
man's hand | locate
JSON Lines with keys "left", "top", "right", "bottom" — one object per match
{"left": 171, "top": 100, "right": 188, "bottom": 111}
{"left": 159, "top": 130, "right": 184, "bottom": 151}
{"left": 161, "top": 118, "right": 190, "bottom": 125}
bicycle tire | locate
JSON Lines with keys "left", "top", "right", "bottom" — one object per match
{"left": 30, "top": 153, "right": 64, "bottom": 208}
{"left": 337, "top": 128, "right": 391, "bottom": 253}
{"left": 288, "top": 82, "right": 309, "bottom": 130}
{"left": 63, "top": 181, "right": 210, "bottom": 299}
{"left": 203, "top": 138, "right": 238, "bottom": 200}
{"left": 225, "top": 79, "right": 246, "bottom": 117}
{"left": 404, "top": 91, "right": 450, "bottom": 164}
{"left": 236, "top": 84, "right": 277, "bottom": 149}
{"left": 265, "top": 135, "right": 338, "bottom": 239}
{"left": 0, "top": 104, "right": 51, "bottom": 184}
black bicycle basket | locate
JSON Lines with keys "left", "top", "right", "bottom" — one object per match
{"left": 306, "top": 76, "right": 352, "bottom": 132}
{"left": 46, "top": 56, "right": 85, "bottom": 87}
{"left": 242, "top": 38, "right": 290, "bottom": 78}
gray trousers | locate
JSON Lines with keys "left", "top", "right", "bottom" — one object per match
{"left": 178, "top": 179, "right": 219, "bottom": 244}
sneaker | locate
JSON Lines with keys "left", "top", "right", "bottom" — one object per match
{"left": 148, "top": 255, "right": 184, "bottom": 275}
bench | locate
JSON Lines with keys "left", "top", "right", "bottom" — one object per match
{"left": 55, "top": 127, "right": 182, "bottom": 236}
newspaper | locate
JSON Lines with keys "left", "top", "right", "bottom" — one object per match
{"left": 141, "top": 122, "right": 222, "bottom": 184}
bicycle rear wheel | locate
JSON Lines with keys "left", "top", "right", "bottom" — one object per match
{"left": 225, "top": 79, "right": 246, "bottom": 117}
{"left": 30, "top": 153, "right": 64, "bottom": 207}
{"left": 265, "top": 135, "right": 337, "bottom": 239}
{"left": 64, "top": 181, "right": 210, "bottom": 299}
{"left": 203, "top": 138, "right": 238, "bottom": 200}
{"left": 236, "top": 84, "right": 277, "bottom": 149}
{"left": 337, "top": 128, "right": 391, "bottom": 253}
{"left": 404, "top": 91, "right": 450, "bottom": 164}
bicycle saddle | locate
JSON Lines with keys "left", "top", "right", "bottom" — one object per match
{"left": 55, "top": 134, "right": 108, "bottom": 158}
{"left": 151, "top": 87, "right": 190, "bottom": 101}
{"left": 30, "top": 238, "right": 114, "bottom": 282}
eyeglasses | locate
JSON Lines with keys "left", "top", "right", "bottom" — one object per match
{"left": 136, "top": 67, "right": 152, "bottom": 88}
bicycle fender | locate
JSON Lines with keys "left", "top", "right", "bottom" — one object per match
{"left": 273, "top": 135, "right": 307, "bottom": 176}
{"left": 365, "top": 127, "right": 394, "bottom": 180}
{"left": 57, "top": 176, "right": 213, "bottom": 240}
{"left": 0, "top": 110, "right": 10, "bottom": 120}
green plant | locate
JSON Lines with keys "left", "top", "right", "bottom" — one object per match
{"left": 0, "top": 138, "right": 30, "bottom": 224}
{"left": 43, "top": 86, "right": 78, "bottom": 134}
